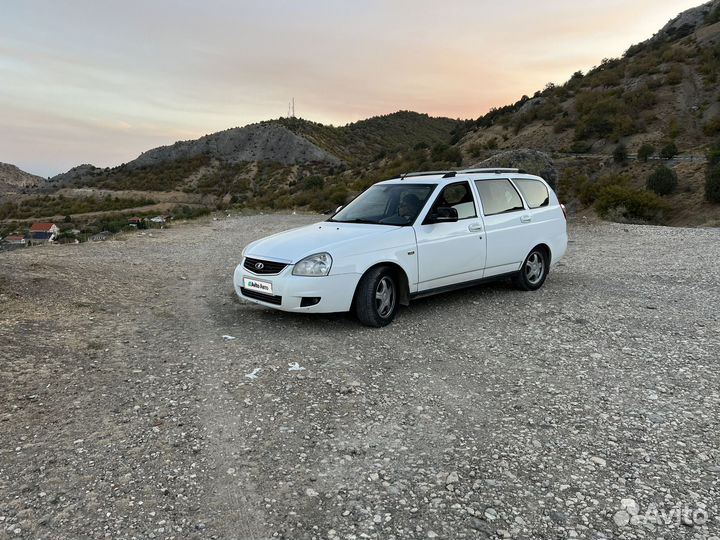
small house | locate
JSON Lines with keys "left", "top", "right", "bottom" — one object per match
{"left": 3, "top": 235, "right": 27, "bottom": 245}
{"left": 29, "top": 223, "right": 59, "bottom": 244}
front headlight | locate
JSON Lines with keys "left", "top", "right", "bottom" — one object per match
{"left": 292, "top": 252, "right": 333, "bottom": 276}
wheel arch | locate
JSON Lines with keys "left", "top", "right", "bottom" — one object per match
{"left": 352, "top": 262, "right": 411, "bottom": 308}
{"left": 531, "top": 242, "right": 552, "bottom": 266}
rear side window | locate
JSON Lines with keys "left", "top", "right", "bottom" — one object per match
{"left": 513, "top": 178, "right": 549, "bottom": 208}
{"left": 475, "top": 179, "right": 524, "bottom": 216}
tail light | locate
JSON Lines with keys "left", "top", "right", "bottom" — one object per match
{"left": 560, "top": 203, "right": 567, "bottom": 219}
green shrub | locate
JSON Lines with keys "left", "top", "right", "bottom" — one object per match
{"left": 703, "top": 117, "right": 720, "bottom": 136}
{"left": 467, "top": 143, "right": 483, "bottom": 158}
{"left": 430, "top": 143, "right": 462, "bottom": 166}
{"left": 706, "top": 140, "right": 720, "bottom": 203}
{"left": 623, "top": 86, "right": 656, "bottom": 110}
{"left": 595, "top": 185, "right": 670, "bottom": 223}
{"left": 484, "top": 137, "right": 498, "bottom": 150}
{"left": 301, "top": 175, "right": 324, "bottom": 191}
{"left": 575, "top": 174, "right": 630, "bottom": 206}
{"left": 667, "top": 118, "right": 681, "bottom": 139}
{"left": 637, "top": 143, "right": 655, "bottom": 162}
{"left": 709, "top": 141, "right": 720, "bottom": 168}
{"left": 553, "top": 114, "right": 575, "bottom": 133}
{"left": 660, "top": 142, "right": 678, "bottom": 159}
{"left": 665, "top": 64, "right": 684, "bottom": 85}
{"left": 705, "top": 4, "right": 720, "bottom": 24}
{"left": 613, "top": 143, "right": 628, "bottom": 164}
{"left": 568, "top": 140, "right": 593, "bottom": 154}
{"left": 706, "top": 164, "right": 720, "bottom": 203}
{"left": 646, "top": 166, "right": 678, "bottom": 195}
{"left": 556, "top": 168, "right": 589, "bottom": 203}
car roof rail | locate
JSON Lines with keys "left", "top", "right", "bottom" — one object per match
{"left": 400, "top": 170, "right": 452, "bottom": 179}
{"left": 458, "top": 167, "right": 527, "bottom": 174}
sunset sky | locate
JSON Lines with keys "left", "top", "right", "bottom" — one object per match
{"left": 1, "top": 0, "right": 703, "bottom": 177}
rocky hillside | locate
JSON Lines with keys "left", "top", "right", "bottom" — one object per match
{"left": 278, "top": 111, "right": 461, "bottom": 164}
{"left": 460, "top": 0, "right": 720, "bottom": 157}
{"left": 128, "top": 122, "right": 341, "bottom": 169}
{"left": 0, "top": 163, "right": 46, "bottom": 193}
{"left": 453, "top": 0, "right": 720, "bottom": 226}
{"left": 49, "top": 164, "right": 104, "bottom": 185}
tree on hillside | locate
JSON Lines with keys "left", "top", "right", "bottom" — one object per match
{"left": 613, "top": 143, "right": 628, "bottom": 164}
{"left": 637, "top": 143, "right": 655, "bottom": 162}
{"left": 660, "top": 142, "right": 678, "bottom": 160}
{"left": 647, "top": 165, "right": 678, "bottom": 195}
{"left": 705, "top": 140, "right": 720, "bottom": 203}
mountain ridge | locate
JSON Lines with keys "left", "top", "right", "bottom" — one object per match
{"left": 3, "top": 1, "right": 720, "bottom": 231}
{"left": 0, "top": 162, "right": 47, "bottom": 193}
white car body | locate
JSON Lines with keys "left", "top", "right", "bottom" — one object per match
{"left": 233, "top": 169, "right": 567, "bottom": 324}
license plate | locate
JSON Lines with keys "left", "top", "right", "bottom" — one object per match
{"left": 243, "top": 277, "right": 273, "bottom": 296}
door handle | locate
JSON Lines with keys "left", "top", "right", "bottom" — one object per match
{"left": 468, "top": 223, "right": 483, "bottom": 232}
{"left": 520, "top": 215, "right": 532, "bottom": 223}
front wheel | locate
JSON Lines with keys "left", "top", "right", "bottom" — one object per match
{"left": 512, "top": 247, "right": 548, "bottom": 291}
{"left": 354, "top": 267, "right": 398, "bottom": 327}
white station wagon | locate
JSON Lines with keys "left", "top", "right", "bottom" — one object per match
{"left": 234, "top": 168, "right": 567, "bottom": 326}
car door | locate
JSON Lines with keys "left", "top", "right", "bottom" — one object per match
{"left": 474, "top": 178, "right": 533, "bottom": 277}
{"left": 414, "top": 181, "right": 486, "bottom": 291}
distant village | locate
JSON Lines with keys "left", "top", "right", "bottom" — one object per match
{"left": 0, "top": 214, "right": 171, "bottom": 250}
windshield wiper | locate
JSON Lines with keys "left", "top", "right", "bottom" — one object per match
{"left": 328, "top": 218, "right": 380, "bottom": 224}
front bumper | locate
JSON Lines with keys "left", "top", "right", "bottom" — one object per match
{"left": 233, "top": 262, "right": 360, "bottom": 313}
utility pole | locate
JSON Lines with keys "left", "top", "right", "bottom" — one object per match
{"left": 292, "top": 98, "right": 295, "bottom": 118}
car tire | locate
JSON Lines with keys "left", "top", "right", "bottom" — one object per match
{"left": 512, "top": 247, "right": 548, "bottom": 291}
{"left": 354, "top": 267, "right": 398, "bottom": 327}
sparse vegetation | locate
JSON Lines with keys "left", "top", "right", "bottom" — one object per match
{"left": 573, "top": 87, "right": 655, "bottom": 141}
{"left": 665, "top": 64, "right": 684, "bottom": 85}
{"left": 76, "top": 155, "right": 211, "bottom": 191}
{"left": 0, "top": 195, "right": 155, "bottom": 220}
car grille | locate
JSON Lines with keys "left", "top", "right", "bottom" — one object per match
{"left": 243, "top": 257, "right": 288, "bottom": 275}
{"left": 240, "top": 287, "right": 283, "bottom": 305}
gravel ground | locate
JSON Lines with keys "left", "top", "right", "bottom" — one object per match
{"left": 0, "top": 214, "right": 719, "bottom": 540}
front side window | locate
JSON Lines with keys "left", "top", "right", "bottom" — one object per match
{"left": 475, "top": 179, "right": 525, "bottom": 216}
{"left": 513, "top": 178, "right": 549, "bottom": 208}
{"left": 330, "top": 183, "right": 435, "bottom": 225}
{"left": 425, "top": 181, "right": 477, "bottom": 222}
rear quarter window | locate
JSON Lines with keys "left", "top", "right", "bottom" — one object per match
{"left": 513, "top": 178, "right": 549, "bottom": 209}
{"left": 475, "top": 179, "right": 524, "bottom": 216}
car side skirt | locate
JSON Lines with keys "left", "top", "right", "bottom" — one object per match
{"left": 409, "top": 271, "right": 518, "bottom": 300}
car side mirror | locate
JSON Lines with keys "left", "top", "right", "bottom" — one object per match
{"left": 335, "top": 205, "right": 343, "bottom": 214}
{"left": 430, "top": 207, "right": 458, "bottom": 223}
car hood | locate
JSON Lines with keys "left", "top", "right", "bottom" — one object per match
{"left": 244, "top": 222, "right": 406, "bottom": 263}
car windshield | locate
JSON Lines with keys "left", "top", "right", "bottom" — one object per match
{"left": 329, "top": 183, "right": 436, "bottom": 226}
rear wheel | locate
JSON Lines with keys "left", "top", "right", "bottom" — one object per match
{"left": 512, "top": 247, "right": 548, "bottom": 291}
{"left": 354, "top": 267, "right": 398, "bottom": 327}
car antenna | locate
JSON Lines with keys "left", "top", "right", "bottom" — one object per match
{"left": 442, "top": 171, "right": 456, "bottom": 178}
